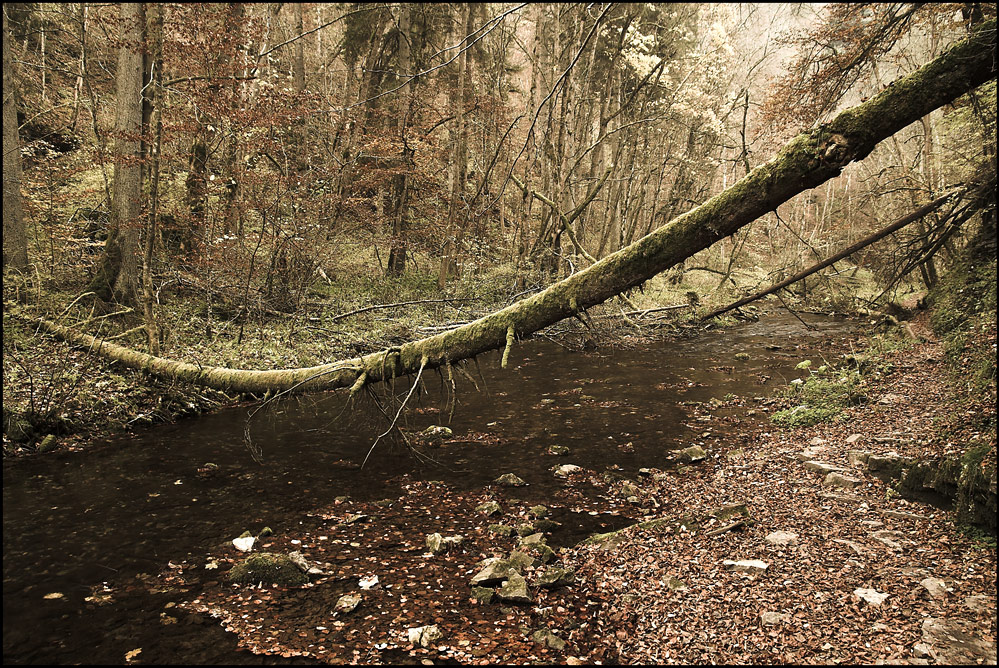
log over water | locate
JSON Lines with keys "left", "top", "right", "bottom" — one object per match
{"left": 32, "top": 20, "right": 998, "bottom": 395}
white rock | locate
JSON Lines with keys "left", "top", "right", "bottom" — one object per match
{"left": 854, "top": 588, "right": 889, "bottom": 606}
{"left": 232, "top": 536, "right": 255, "bottom": 552}
{"left": 765, "top": 531, "right": 799, "bottom": 546}
{"left": 846, "top": 433, "right": 863, "bottom": 444}
{"left": 554, "top": 464, "right": 582, "bottom": 478}
{"left": 920, "top": 577, "right": 949, "bottom": 599}
{"left": 723, "top": 559, "right": 769, "bottom": 574}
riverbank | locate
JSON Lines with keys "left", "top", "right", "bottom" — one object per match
{"left": 141, "top": 309, "right": 995, "bottom": 665}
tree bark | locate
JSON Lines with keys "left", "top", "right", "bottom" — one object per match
{"left": 33, "top": 21, "right": 998, "bottom": 395}
{"left": 3, "top": 8, "right": 29, "bottom": 272}
{"left": 88, "top": 2, "right": 145, "bottom": 303}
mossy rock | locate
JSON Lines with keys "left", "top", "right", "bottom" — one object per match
{"left": 228, "top": 553, "right": 308, "bottom": 586}
{"left": 488, "top": 524, "right": 514, "bottom": 537}
{"left": 528, "top": 505, "right": 550, "bottom": 518}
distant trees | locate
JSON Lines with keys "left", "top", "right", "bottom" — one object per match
{"left": 2, "top": 7, "right": 28, "bottom": 272}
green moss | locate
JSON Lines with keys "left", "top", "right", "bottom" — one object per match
{"left": 771, "top": 370, "right": 862, "bottom": 427}
{"left": 227, "top": 552, "right": 308, "bottom": 586}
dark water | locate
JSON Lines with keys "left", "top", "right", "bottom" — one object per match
{"left": 2, "top": 314, "right": 856, "bottom": 664}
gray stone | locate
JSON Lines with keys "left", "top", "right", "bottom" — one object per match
{"left": 536, "top": 567, "right": 575, "bottom": 589}
{"left": 847, "top": 450, "right": 873, "bottom": 467}
{"left": 496, "top": 573, "right": 532, "bottom": 604}
{"left": 921, "top": 617, "right": 997, "bottom": 665}
{"left": 334, "top": 593, "right": 361, "bottom": 614}
{"left": 765, "top": 531, "right": 799, "bottom": 546}
{"left": 495, "top": 473, "right": 527, "bottom": 487}
{"left": 803, "top": 460, "right": 847, "bottom": 474}
{"left": 920, "top": 577, "right": 949, "bottom": 599}
{"left": 845, "top": 433, "right": 863, "bottom": 444}
{"left": 518, "top": 532, "right": 547, "bottom": 547}
{"left": 679, "top": 445, "right": 707, "bottom": 462}
{"left": 867, "top": 452, "right": 914, "bottom": 478}
{"left": 471, "top": 586, "right": 494, "bottom": 604}
{"left": 531, "top": 628, "right": 566, "bottom": 650}
{"left": 796, "top": 445, "right": 828, "bottom": 462}
{"left": 470, "top": 558, "right": 516, "bottom": 586}
{"left": 476, "top": 501, "right": 502, "bottom": 516}
{"left": 554, "top": 464, "right": 582, "bottom": 478}
{"left": 507, "top": 550, "right": 535, "bottom": 571}
{"left": 854, "top": 588, "right": 889, "bottom": 606}
{"left": 723, "top": 559, "right": 769, "bottom": 574}
{"left": 823, "top": 472, "right": 863, "bottom": 488}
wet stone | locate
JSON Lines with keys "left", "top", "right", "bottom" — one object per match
{"left": 679, "top": 445, "right": 707, "bottom": 463}
{"left": 554, "top": 464, "right": 583, "bottom": 478}
{"left": 495, "top": 473, "right": 527, "bottom": 487}
{"left": 476, "top": 501, "right": 502, "bottom": 516}
{"left": 496, "top": 573, "right": 532, "bottom": 604}
{"left": 546, "top": 445, "right": 571, "bottom": 456}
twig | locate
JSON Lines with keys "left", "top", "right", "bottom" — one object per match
{"left": 362, "top": 356, "right": 427, "bottom": 469}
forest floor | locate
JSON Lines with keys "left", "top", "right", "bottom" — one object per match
{"left": 152, "top": 310, "right": 997, "bottom": 665}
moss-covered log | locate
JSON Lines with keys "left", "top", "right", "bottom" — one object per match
{"left": 32, "top": 21, "right": 998, "bottom": 395}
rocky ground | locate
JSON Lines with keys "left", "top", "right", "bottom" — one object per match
{"left": 149, "top": 314, "right": 996, "bottom": 665}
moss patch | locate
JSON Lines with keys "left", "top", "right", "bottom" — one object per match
{"left": 227, "top": 553, "right": 308, "bottom": 586}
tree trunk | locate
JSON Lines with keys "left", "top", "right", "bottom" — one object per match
{"left": 2, "top": 8, "right": 29, "bottom": 272}
{"left": 33, "top": 21, "right": 998, "bottom": 395}
{"left": 88, "top": 2, "right": 145, "bottom": 303}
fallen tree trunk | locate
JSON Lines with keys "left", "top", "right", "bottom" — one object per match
{"left": 32, "top": 21, "right": 997, "bottom": 395}
{"left": 699, "top": 190, "right": 960, "bottom": 321}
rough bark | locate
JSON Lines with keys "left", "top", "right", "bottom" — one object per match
{"left": 34, "top": 21, "right": 998, "bottom": 395}
{"left": 3, "top": 8, "right": 29, "bottom": 272}
{"left": 88, "top": 2, "right": 145, "bottom": 303}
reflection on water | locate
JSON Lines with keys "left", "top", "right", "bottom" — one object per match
{"left": 2, "top": 313, "right": 855, "bottom": 664}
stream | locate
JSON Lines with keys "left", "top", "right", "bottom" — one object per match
{"left": 3, "top": 313, "right": 857, "bottom": 664}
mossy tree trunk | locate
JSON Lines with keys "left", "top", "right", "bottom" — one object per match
{"left": 37, "top": 21, "right": 998, "bottom": 395}
{"left": 88, "top": 2, "right": 145, "bottom": 304}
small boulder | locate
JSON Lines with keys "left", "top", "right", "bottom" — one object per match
{"left": 823, "top": 472, "right": 862, "bottom": 488}
{"left": 723, "top": 559, "right": 769, "bottom": 574}
{"left": 518, "top": 532, "right": 546, "bottom": 547}
{"left": 496, "top": 573, "right": 532, "bottom": 604}
{"left": 547, "top": 445, "right": 570, "bottom": 456}
{"left": 471, "top": 558, "right": 516, "bottom": 586}
{"left": 471, "top": 586, "right": 495, "bottom": 604}
{"left": 803, "top": 460, "right": 846, "bottom": 474}
{"left": 533, "top": 518, "right": 562, "bottom": 533}
{"left": 507, "top": 550, "right": 536, "bottom": 571}
{"left": 679, "top": 445, "right": 707, "bottom": 463}
{"left": 334, "top": 593, "right": 361, "bottom": 614}
{"left": 531, "top": 628, "right": 566, "bottom": 651}
{"left": 761, "top": 611, "right": 789, "bottom": 625}
{"left": 921, "top": 617, "right": 997, "bottom": 665}
{"left": 408, "top": 624, "right": 442, "bottom": 648}
{"left": 488, "top": 524, "right": 514, "bottom": 537}
{"left": 847, "top": 450, "right": 873, "bottom": 467}
{"left": 666, "top": 576, "right": 687, "bottom": 591}
{"left": 37, "top": 435, "right": 58, "bottom": 453}
{"left": 854, "top": 588, "right": 888, "bottom": 606}
{"left": 517, "top": 523, "right": 537, "bottom": 536}
{"left": 495, "top": 473, "right": 528, "bottom": 487}
{"left": 734, "top": 352, "right": 751, "bottom": 361}
{"left": 476, "top": 501, "right": 502, "bottom": 516}
{"left": 920, "top": 577, "right": 949, "bottom": 599}
{"left": 536, "top": 567, "right": 575, "bottom": 589}
{"left": 845, "top": 433, "right": 863, "bottom": 444}
{"left": 528, "top": 505, "right": 550, "bottom": 518}
{"left": 426, "top": 533, "right": 445, "bottom": 554}
{"left": 554, "top": 464, "right": 583, "bottom": 478}
{"left": 764, "top": 531, "right": 798, "bottom": 546}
